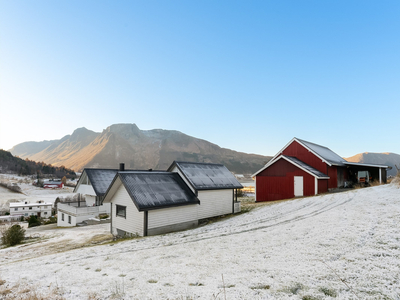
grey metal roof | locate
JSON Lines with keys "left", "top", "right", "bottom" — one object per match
{"left": 296, "top": 138, "right": 347, "bottom": 166}
{"left": 85, "top": 169, "right": 120, "bottom": 196}
{"left": 170, "top": 161, "right": 243, "bottom": 190}
{"left": 83, "top": 168, "right": 166, "bottom": 197}
{"left": 119, "top": 172, "right": 199, "bottom": 211}
{"left": 282, "top": 155, "right": 329, "bottom": 179}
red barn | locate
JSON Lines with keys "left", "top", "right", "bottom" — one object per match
{"left": 253, "top": 138, "right": 388, "bottom": 202}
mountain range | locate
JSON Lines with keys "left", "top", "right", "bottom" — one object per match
{"left": 9, "top": 124, "right": 272, "bottom": 174}
{"left": 346, "top": 152, "right": 400, "bottom": 177}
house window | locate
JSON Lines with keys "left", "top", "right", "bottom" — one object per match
{"left": 62, "top": 213, "right": 64, "bottom": 221}
{"left": 68, "top": 216, "right": 71, "bottom": 224}
{"left": 25, "top": 213, "right": 28, "bottom": 216}
{"left": 44, "top": 212, "right": 47, "bottom": 215}
{"left": 116, "top": 205, "right": 126, "bottom": 218}
{"left": 14, "top": 208, "right": 18, "bottom": 211}
{"left": 29, "top": 207, "right": 32, "bottom": 210}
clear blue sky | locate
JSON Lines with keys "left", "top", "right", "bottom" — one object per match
{"left": 1, "top": 0, "right": 399, "bottom": 158}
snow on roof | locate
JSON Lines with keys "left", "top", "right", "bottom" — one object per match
{"left": 84, "top": 169, "right": 120, "bottom": 197}
{"left": 118, "top": 172, "right": 200, "bottom": 211}
{"left": 296, "top": 138, "right": 347, "bottom": 166}
{"left": 169, "top": 161, "right": 243, "bottom": 190}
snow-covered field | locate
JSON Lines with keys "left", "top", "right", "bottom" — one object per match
{"left": 0, "top": 174, "right": 74, "bottom": 209}
{"left": 1, "top": 184, "right": 399, "bottom": 299}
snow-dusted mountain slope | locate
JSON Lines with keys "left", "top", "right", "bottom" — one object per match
{"left": 1, "top": 184, "right": 399, "bottom": 299}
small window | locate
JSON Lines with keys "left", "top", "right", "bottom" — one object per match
{"left": 44, "top": 212, "right": 47, "bottom": 215}
{"left": 29, "top": 207, "right": 32, "bottom": 210}
{"left": 68, "top": 216, "right": 71, "bottom": 224}
{"left": 23, "top": 207, "right": 25, "bottom": 210}
{"left": 116, "top": 205, "right": 126, "bottom": 218}
{"left": 62, "top": 213, "right": 64, "bottom": 221}
{"left": 14, "top": 208, "right": 18, "bottom": 211}
{"left": 24, "top": 213, "right": 28, "bottom": 216}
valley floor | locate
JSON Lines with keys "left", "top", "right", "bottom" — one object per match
{"left": 0, "top": 184, "right": 399, "bottom": 299}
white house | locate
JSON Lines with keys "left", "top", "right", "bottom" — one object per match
{"left": 103, "top": 171, "right": 200, "bottom": 236}
{"left": 57, "top": 168, "right": 119, "bottom": 226}
{"left": 167, "top": 161, "right": 243, "bottom": 219}
{"left": 103, "top": 161, "right": 243, "bottom": 237}
{"left": 10, "top": 201, "right": 52, "bottom": 219}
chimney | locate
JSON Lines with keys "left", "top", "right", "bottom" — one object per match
{"left": 119, "top": 163, "right": 125, "bottom": 171}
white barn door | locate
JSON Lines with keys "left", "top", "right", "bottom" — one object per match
{"left": 294, "top": 176, "right": 304, "bottom": 197}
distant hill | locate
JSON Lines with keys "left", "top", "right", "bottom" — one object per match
{"left": 346, "top": 152, "right": 400, "bottom": 177}
{"left": 0, "top": 150, "right": 76, "bottom": 178}
{"left": 9, "top": 124, "right": 272, "bottom": 174}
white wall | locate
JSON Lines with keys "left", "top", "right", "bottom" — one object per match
{"left": 85, "top": 195, "right": 96, "bottom": 206}
{"left": 148, "top": 204, "right": 198, "bottom": 229}
{"left": 57, "top": 212, "right": 76, "bottom": 227}
{"left": 111, "top": 184, "right": 144, "bottom": 236}
{"left": 75, "top": 184, "right": 96, "bottom": 196}
{"left": 197, "top": 189, "right": 233, "bottom": 219}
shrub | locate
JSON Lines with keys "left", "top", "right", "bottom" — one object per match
{"left": 27, "top": 215, "right": 41, "bottom": 228}
{"left": 44, "top": 216, "right": 57, "bottom": 225}
{"left": 99, "top": 214, "right": 109, "bottom": 220}
{"left": 1, "top": 224, "right": 26, "bottom": 246}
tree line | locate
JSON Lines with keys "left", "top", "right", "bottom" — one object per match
{"left": 0, "top": 150, "right": 76, "bottom": 178}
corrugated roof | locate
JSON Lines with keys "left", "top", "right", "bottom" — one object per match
{"left": 85, "top": 169, "right": 120, "bottom": 196}
{"left": 119, "top": 172, "right": 199, "bottom": 211}
{"left": 170, "top": 161, "right": 243, "bottom": 190}
{"left": 297, "top": 138, "right": 347, "bottom": 166}
{"left": 282, "top": 155, "right": 329, "bottom": 178}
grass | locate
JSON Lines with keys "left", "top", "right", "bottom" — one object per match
{"left": 319, "top": 287, "right": 337, "bottom": 297}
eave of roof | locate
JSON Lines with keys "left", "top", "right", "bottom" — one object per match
{"left": 252, "top": 137, "right": 347, "bottom": 177}
{"left": 254, "top": 155, "right": 330, "bottom": 179}
{"left": 169, "top": 161, "right": 243, "bottom": 190}
{"left": 104, "top": 171, "right": 200, "bottom": 211}
{"left": 344, "top": 162, "right": 389, "bottom": 168}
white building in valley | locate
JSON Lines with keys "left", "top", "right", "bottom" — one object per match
{"left": 10, "top": 201, "right": 52, "bottom": 219}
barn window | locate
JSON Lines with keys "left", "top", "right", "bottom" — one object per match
{"left": 116, "top": 205, "right": 126, "bottom": 218}
{"left": 68, "top": 216, "right": 71, "bottom": 224}
{"left": 62, "top": 213, "right": 64, "bottom": 221}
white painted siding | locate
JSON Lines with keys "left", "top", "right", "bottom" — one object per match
{"left": 171, "top": 166, "right": 195, "bottom": 194}
{"left": 85, "top": 195, "right": 96, "bottom": 206}
{"left": 148, "top": 204, "right": 198, "bottom": 229}
{"left": 57, "top": 212, "right": 76, "bottom": 227}
{"left": 111, "top": 184, "right": 144, "bottom": 236}
{"left": 75, "top": 184, "right": 96, "bottom": 196}
{"left": 197, "top": 189, "right": 233, "bottom": 219}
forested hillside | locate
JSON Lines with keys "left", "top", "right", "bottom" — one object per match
{"left": 0, "top": 150, "right": 76, "bottom": 178}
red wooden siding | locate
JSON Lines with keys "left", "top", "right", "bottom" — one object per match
{"left": 282, "top": 140, "right": 327, "bottom": 174}
{"left": 318, "top": 179, "right": 328, "bottom": 194}
{"left": 327, "top": 166, "right": 337, "bottom": 189}
{"left": 256, "top": 158, "right": 315, "bottom": 201}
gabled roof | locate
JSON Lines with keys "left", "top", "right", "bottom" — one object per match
{"left": 80, "top": 169, "right": 120, "bottom": 197}
{"left": 296, "top": 138, "right": 347, "bottom": 166}
{"left": 282, "top": 155, "right": 329, "bottom": 179}
{"left": 103, "top": 172, "right": 200, "bottom": 211}
{"left": 167, "top": 161, "right": 243, "bottom": 190}
{"left": 74, "top": 168, "right": 166, "bottom": 197}
{"left": 252, "top": 138, "right": 347, "bottom": 177}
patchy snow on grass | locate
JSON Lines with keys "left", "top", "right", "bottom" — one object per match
{"left": 0, "top": 174, "right": 74, "bottom": 209}
{"left": 1, "top": 184, "right": 399, "bottom": 299}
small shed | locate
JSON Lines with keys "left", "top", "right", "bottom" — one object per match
{"left": 167, "top": 161, "right": 243, "bottom": 218}
{"left": 103, "top": 171, "right": 200, "bottom": 237}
